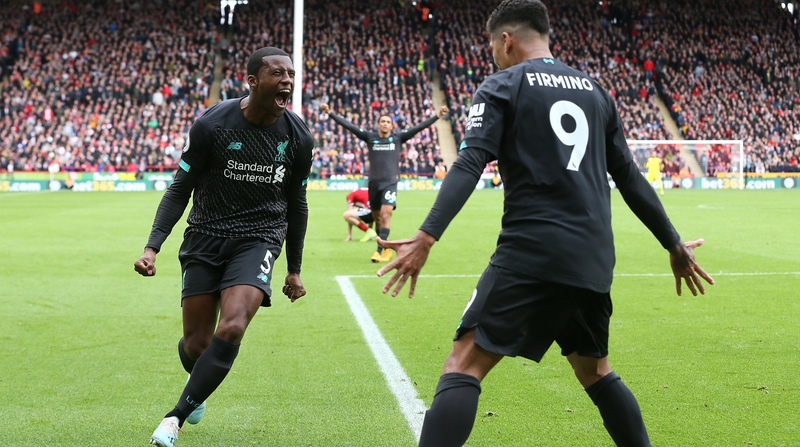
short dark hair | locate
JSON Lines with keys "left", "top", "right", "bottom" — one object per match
{"left": 486, "top": 0, "right": 549, "bottom": 37}
{"left": 247, "top": 47, "right": 291, "bottom": 77}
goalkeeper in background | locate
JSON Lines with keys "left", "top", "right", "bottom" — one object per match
{"left": 645, "top": 151, "right": 665, "bottom": 195}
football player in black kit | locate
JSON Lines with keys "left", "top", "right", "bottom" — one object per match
{"left": 134, "top": 47, "right": 313, "bottom": 447}
{"left": 319, "top": 102, "right": 448, "bottom": 263}
{"left": 377, "top": 1, "right": 715, "bottom": 446}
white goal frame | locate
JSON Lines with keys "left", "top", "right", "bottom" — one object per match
{"left": 627, "top": 139, "right": 745, "bottom": 190}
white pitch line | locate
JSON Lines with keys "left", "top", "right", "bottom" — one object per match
{"left": 335, "top": 276, "right": 427, "bottom": 443}
{"left": 617, "top": 272, "right": 800, "bottom": 277}
{"left": 348, "top": 272, "right": 800, "bottom": 279}
{"left": 347, "top": 274, "right": 481, "bottom": 278}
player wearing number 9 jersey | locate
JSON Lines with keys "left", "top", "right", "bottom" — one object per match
{"left": 376, "top": 1, "right": 714, "bottom": 446}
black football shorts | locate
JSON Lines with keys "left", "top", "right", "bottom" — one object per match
{"left": 455, "top": 264, "right": 612, "bottom": 362}
{"left": 356, "top": 207, "right": 375, "bottom": 224}
{"left": 178, "top": 232, "right": 282, "bottom": 307}
{"left": 368, "top": 180, "right": 398, "bottom": 209}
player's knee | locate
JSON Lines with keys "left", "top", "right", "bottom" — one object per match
{"left": 441, "top": 339, "right": 501, "bottom": 380}
{"left": 442, "top": 353, "right": 470, "bottom": 375}
{"left": 572, "top": 368, "right": 603, "bottom": 387}
{"left": 570, "top": 361, "right": 610, "bottom": 387}
{"left": 183, "top": 334, "right": 212, "bottom": 359}
{"left": 215, "top": 319, "right": 248, "bottom": 344}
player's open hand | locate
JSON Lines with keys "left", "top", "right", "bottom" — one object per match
{"left": 283, "top": 272, "right": 306, "bottom": 303}
{"left": 377, "top": 230, "right": 437, "bottom": 298}
{"left": 320, "top": 104, "right": 330, "bottom": 114}
{"left": 437, "top": 106, "right": 449, "bottom": 118}
{"left": 134, "top": 248, "right": 157, "bottom": 276}
{"left": 669, "top": 238, "right": 715, "bottom": 296}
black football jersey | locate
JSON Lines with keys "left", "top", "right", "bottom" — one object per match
{"left": 178, "top": 99, "right": 313, "bottom": 247}
{"left": 462, "top": 58, "right": 632, "bottom": 293}
{"left": 330, "top": 113, "right": 438, "bottom": 181}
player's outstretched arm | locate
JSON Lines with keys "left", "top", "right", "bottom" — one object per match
{"left": 668, "top": 239, "right": 714, "bottom": 296}
{"left": 610, "top": 160, "right": 714, "bottom": 295}
{"left": 377, "top": 147, "right": 492, "bottom": 298}
{"left": 320, "top": 103, "right": 369, "bottom": 140}
{"left": 399, "top": 106, "right": 449, "bottom": 142}
{"left": 134, "top": 247, "right": 157, "bottom": 276}
{"left": 283, "top": 272, "right": 306, "bottom": 303}
{"left": 377, "top": 231, "right": 437, "bottom": 298}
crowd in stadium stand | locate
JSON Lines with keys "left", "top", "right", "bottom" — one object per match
{"left": 433, "top": 0, "right": 677, "bottom": 175}
{"left": 0, "top": 0, "right": 798, "bottom": 177}
{"left": 0, "top": 0, "right": 219, "bottom": 174}
{"left": 638, "top": 0, "right": 800, "bottom": 173}
{"left": 219, "top": 0, "right": 443, "bottom": 179}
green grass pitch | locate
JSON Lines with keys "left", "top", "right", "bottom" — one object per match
{"left": 0, "top": 189, "right": 798, "bottom": 446}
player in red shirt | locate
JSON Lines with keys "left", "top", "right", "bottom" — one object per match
{"left": 344, "top": 188, "right": 378, "bottom": 242}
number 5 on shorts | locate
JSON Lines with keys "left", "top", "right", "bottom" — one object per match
{"left": 261, "top": 249, "right": 273, "bottom": 275}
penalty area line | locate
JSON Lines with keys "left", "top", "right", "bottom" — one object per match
{"left": 335, "top": 276, "right": 427, "bottom": 444}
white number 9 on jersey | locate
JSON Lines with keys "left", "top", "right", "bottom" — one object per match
{"left": 549, "top": 100, "right": 589, "bottom": 171}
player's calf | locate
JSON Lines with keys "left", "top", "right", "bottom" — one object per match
{"left": 585, "top": 372, "right": 652, "bottom": 446}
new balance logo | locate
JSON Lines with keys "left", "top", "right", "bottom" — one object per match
{"left": 227, "top": 142, "right": 243, "bottom": 150}
{"left": 275, "top": 140, "right": 288, "bottom": 162}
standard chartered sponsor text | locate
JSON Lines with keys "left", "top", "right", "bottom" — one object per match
{"left": 372, "top": 143, "right": 396, "bottom": 151}
{"left": 225, "top": 159, "right": 284, "bottom": 184}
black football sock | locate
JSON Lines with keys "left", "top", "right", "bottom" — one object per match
{"left": 178, "top": 337, "right": 197, "bottom": 374}
{"left": 169, "top": 335, "right": 240, "bottom": 426}
{"left": 418, "top": 373, "right": 481, "bottom": 447}
{"left": 585, "top": 372, "right": 652, "bottom": 447}
{"left": 164, "top": 408, "right": 187, "bottom": 425}
{"left": 377, "top": 228, "right": 390, "bottom": 254}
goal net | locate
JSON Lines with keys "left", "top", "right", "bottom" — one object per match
{"left": 626, "top": 139, "right": 744, "bottom": 190}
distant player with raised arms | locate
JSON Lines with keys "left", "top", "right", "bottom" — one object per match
{"left": 320, "top": 102, "right": 448, "bottom": 262}
{"left": 134, "top": 47, "right": 313, "bottom": 447}
{"left": 377, "top": 1, "right": 714, "bottom": 446}
{"left": 645, "top": 151, "right": 665, "bottom": 195}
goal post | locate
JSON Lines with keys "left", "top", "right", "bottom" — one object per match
{"left": 626, "top": 139, "right": 745, "bottom": 190}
